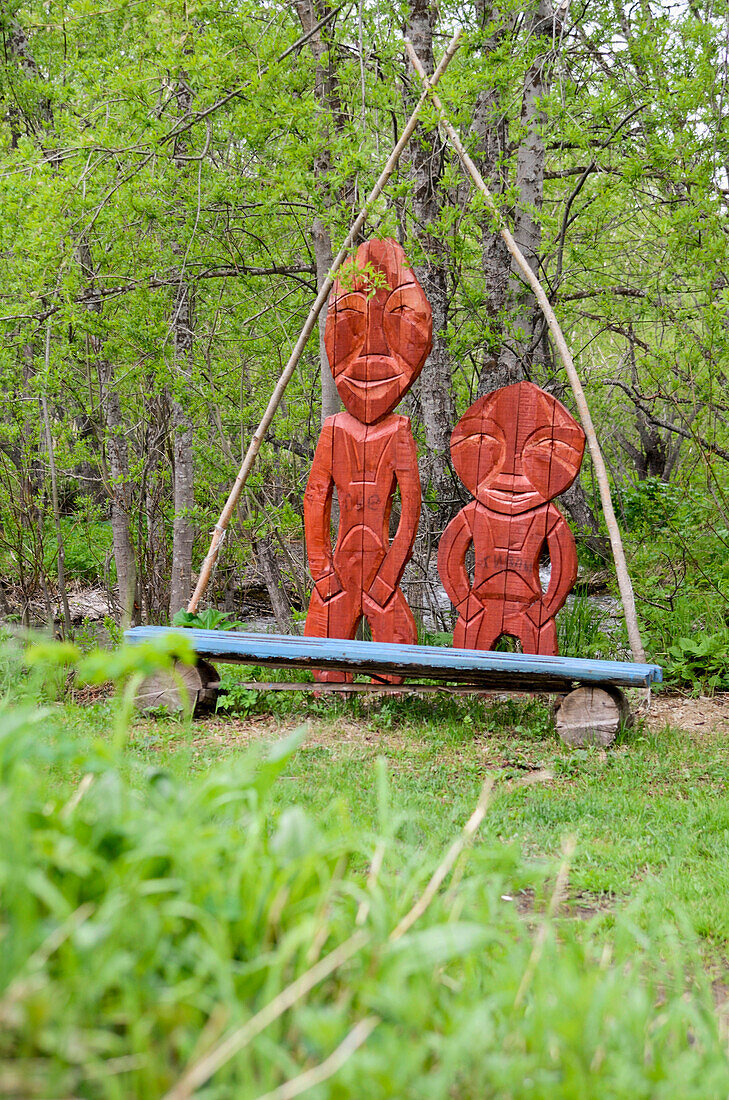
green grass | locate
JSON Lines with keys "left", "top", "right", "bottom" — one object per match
{"left": 4, "top": 644, "right": 729, "bottom": 1097}
{"left": 61, "top": 680, "right": 729, "bottom": 941}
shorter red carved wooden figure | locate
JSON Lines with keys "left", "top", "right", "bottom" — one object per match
{"left": 438, "top": 381, "right": 585, "bottom": 655}
{"left": 304, "top": 238, "right": 432, "bottom": 680}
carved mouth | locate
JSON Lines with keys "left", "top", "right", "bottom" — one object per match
{"left": 486, "top": 488, "right": 543, "bottom": 507}
{"left": 483, "top": 490, "right": 540, "bottom": 510}
{"left": 345, "top": 356, "right": 401, "bottom": 382}
{"left": 345, "top": 376, "right": 401, "bottom": 392}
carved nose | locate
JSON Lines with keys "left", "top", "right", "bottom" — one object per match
{"left": 362, "top": 300, "right": 388, "bottom": 356}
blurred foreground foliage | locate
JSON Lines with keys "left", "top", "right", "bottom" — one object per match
{"left": 0, "top": 636, "right": 728, "bottom": 1097}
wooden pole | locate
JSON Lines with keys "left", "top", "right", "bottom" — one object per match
{"left": 187, "top": 30, "right": 463, "bottom": 614}
{"left": 404, "top": 40, "right": 646, "bottom": 664}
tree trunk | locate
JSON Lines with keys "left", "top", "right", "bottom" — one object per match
{"left": 312, "top": 216, "right": 341, "bottom": 422}
{"left": 294, "top": 1, "right": 345, "bottom": 424}
{"left": 405, "top": 0, "right": 457, "bottom": 515}
{"left": 471, "top": 3, "right": 607, "bottom": 556}
{"left": 559, "top": 479, "right": 610, "bottom": 562}
{"left": 97, "top": 353, "right": 138, "bottom": 622}
{"left": 169, "top": 278, "right": 195, "bottom": 616}
{"left": 78, "top": 241, "right": 139, "bottom": 622}
{"left": 141, "top": 391, "right": 170, "bottom": 619}
{"left": 169, "top": 74, "right": 196, "bottom": 618}
{"left": 253, "top": 532, "right": 295, "bottom": 634}
{"left": 471, "top": 3, "right": 514, "bottom": 395}
{"left": 497, "top": 0, "right": 556, "bottom": 385}
{"left": 40, "top": 322, "right": 72, "bottom": 637}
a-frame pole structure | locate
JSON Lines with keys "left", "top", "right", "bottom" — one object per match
{"left": 187, "top": 31, "right": 463, "bottom": 614}
{"left": 404, "top": 40, "right": 646, "bottom": 664}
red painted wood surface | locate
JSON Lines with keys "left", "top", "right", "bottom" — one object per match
{"left": 438, "top": 381, "right": 585, "bottom": 656}
{"left": 304, "top": 238, "right": 432, "bottom": 681}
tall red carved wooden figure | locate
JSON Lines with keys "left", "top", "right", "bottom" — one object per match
{"left": 304, "top": 238, "right": 432, "bottom": 681}
{"left": 438, "top": 381, "right": 585, "bottom": 655}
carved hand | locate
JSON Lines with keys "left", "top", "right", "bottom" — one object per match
{"left": 457, "top": 592, "right": 482, "bottom": 621}
{"left": 314, "top": 570, "right": 343, "bottom": 603}
{"left": 368, "top": 574, "right": 395, "bottom": 610}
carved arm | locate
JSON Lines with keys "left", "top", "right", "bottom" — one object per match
{"left": 437, "top": 505, "right": 475, "bottom": 614}
{"left": 543, "top": 506, "right": 578, "bottom": 617}
{"left": 303, "top": 420, "right": 342, "bottom": 601}
{"left": 369, "top": 425, "right": 421, "bottom": 608}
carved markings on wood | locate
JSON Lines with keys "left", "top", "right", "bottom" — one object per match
{"left": 439, "top": 381, "right": 585, "bottom": 656}
{"left": 304, "top": 238, "right": 432, "bottom": 682}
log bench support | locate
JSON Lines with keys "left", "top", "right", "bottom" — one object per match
{"left": 125, "top": 627, "right": 661, "bottom": 745}
{"left": 554, "top": 685, "right": 632, "bottom": 747}
{"left": 134, "top": 658, "right": 220, "bottom": 718}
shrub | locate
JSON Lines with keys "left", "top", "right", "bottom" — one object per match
{"left": 664, "top": 631, "right": 729, "bottom": 691}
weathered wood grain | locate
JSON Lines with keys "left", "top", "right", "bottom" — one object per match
{"left": 555, "top": 684, "right": 631, "bottom": 747}
{"left": 134, "top": 658, "right": 220, "bottom": 716}
{"left": 125, "top": 627, "right": 662, "bottom": 691}
{"left": 439, "top": 381, "right": 585, "bottom": 656}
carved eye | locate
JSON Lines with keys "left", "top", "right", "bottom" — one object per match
{"left": 452, "top": 431, "right": 505, "bottom": 495}
{"left": 525, "top": 439, "right": 553, "bottom": 462}
{"left": 523, "top": 434, "right": 583, "bottom": 497}
{"left": 384, "top": 293, "right": 429, "bottom": 347}
{"left": 334, "top": 293, "right": 367, "bottom": 316}
{"left": 326, "top": 293, "right": 368, "bottom": 373}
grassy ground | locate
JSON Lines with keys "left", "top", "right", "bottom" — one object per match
{"left": 62, "top": 677, "right": 729, "bottom": 950}
{"left": 6, "top": 660, "right": 729, "bottom": 1096}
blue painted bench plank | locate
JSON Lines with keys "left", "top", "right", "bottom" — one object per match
{"left": 125, "top": 626, "right": 662, "bottom": 691}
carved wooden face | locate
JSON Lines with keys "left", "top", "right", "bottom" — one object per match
{"left": 325, "top": 238, "right": 432, "bottom": 424}
{"left": 451, "top": 381, "right": 585, "bottom": 514}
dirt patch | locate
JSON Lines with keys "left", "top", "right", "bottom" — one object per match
{"left": 643, "top": 692, "right": 729, "bottom": 738}
{"left": 510, "top": 887, "right": 615, "bottom": 922}
{"left": 131, "top": 714, "right": 422, "bottom": 756}
{"left": 72, "top": 682, "right": 115, "bottom": 706}
{"left": 130, "top": 689, "right": 729, "bottom": 753}
{"left": 132, "top": 714, "right": 296, "bottom": 752}
{"left": 509, "top": 767, "right": 554, "bottom": 787}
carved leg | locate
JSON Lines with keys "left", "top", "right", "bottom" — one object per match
{"left": 305, "top": 589, "right": 359, "bottom": 683}
{"left": 502, "top": 613, "right": 558, "bottom": 656}
{"left": 453, "top": 605, "right": 502, "bottom": 652}
{"left": 365, "top": 589, "right": 417, "bottom": 683}
{"left": 535, "top": 619, "right": 558, "bottom": 655}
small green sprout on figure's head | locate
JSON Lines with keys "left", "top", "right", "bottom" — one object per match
{"left": 335, "top": 256, "right": 391, "bottom": 299}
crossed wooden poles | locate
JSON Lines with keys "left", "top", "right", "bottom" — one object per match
{"left": 186, "top": 32, "right": 646, "bottom": 665}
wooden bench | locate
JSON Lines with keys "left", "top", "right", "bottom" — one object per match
{"left": 125, "top": 626, "right": 662, "bottom": 746}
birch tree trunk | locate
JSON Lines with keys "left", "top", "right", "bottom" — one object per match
{"left": 253, "top": 532, "right": 295, "bottom": 634}
{"left": 142, "top": 392, "right": 170, "bottom": 619}
{"left": 169, "top": 289, "right": 195, "bottom": 616}
{"left": 497, "top": 0, "right": 555, "bottom": 384}
{"left": 472, "top": 2, "right": 608, "bottom": 557}
{"left": 40, "top": 323, "right": 72, "bottom": 637}
{"left": 312, "top": 216, "right": 341, "bottom": 422}
{"left": 97, "top": 353, "right": 139, "bottom": 621}
{"left": 470, "top": 2, "right": 513, "bottom": 395}
{"left": 169, "top": 73, "right": 196, "bottom": 617}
